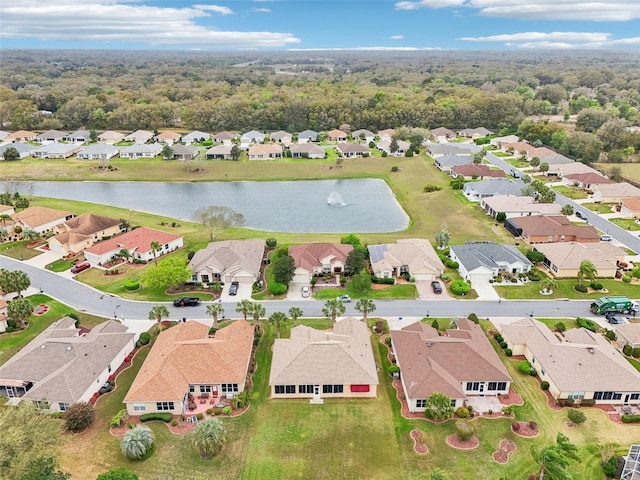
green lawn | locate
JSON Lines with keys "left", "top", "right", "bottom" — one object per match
{"left": 609, "top": 217, "right": 640, "bottom": 231}
{"left": 581, "top": 202, "right": 616, "bottom": 214}
{"left": 503, "top": 157, "right": 529, "bottom": 168}
{"left": 626, "top": 356, "right": 640, "bottom": 373}
{"left": 46, "top": 257, "right": 75, "bottom": 272}
{"left": 551, "top": 185, "right": 589, "bottom": 199}
{"left": 0, "top": 240, "right": 43, "bottom": 260}
{"left": 536, "top": 318, "right": 578, "bottom": 331}
{"left": 315, "top": 283, "right": 418, "bottom": 300}
{"left": 494, "top": 278, "right": 640, "bottom": 300}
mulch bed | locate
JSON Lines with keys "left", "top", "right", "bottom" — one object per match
{"left": 492, "top": 439, "right": 516, "bottom": 464}
{"left": 446, "top": 434, "right": 479, "bottom": 450}
{"left": 499, "top": 387, "right": 524, "bottom": 407}
{"left": 33, "top": 303, "right": 50, "bottom": 315}
{"left": 410, "top": 430, "right": 428, "bottom": 454}
{"left": 511, "top": 421, "right": 540, "bottom": 438}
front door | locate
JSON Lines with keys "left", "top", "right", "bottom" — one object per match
{"left": 625, "top": 393, "right": 630, "bottom": 404}
{"left": 479, "top": 383, "right": 485, "bottom": 395}
{"left": 6, "top": 387, "right": 15, "bottom": 398}
{"left": 314, "top": 385, "right": 319, "bottom": 395}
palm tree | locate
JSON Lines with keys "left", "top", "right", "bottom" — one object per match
{"left": 540, "top": 278, "right": 557, "bottom": 294}
{"left": 191, "top": 418, "right": 226, "bottom": 459}
{"left": 120, "top": 426, "right": 155, "bottom": 460}
{"left": 22, "top": 229, "right": 40, "bottom": 242}
{"left": 577, "top": 260, "right": 598, "bottom": 287}
{"left": 531, "top": 433, "right": 577, "bottom": 480}
{"left": 268, "top": 311, "right": 287, "bottom": 338}
{"left": 148, "top": 305, "right": 170, "bottom": 333}
{"left": 0, "top": 213, "right": 11, "bottom": 227}
{"left": 322, "top": 298, "right": 346, "bottom": 327}
{"left": 250, "top": 302, "right": 266, "bottom": 324}
{"left": 118, "top": 248, "right": 131, "bottom": 264}
{"left": 288, "top": 306, "right": 303, "bottom": 325}
{"left": 206, "top": 303, "right": 224, "bottom": 329}
{"left": 435, "top": 223, "right": 450, "bottom": 249}
{"left": 236, "top": 299, "right": 252, "bottom": 320}
{"left": 354, "top": 297, "right": 376, "bottom": 321}
{"left": 150, "top": 240, "right": 162, "bottom": 266}
{"left": 427, "top": 468, "right": 451, "bottom": 480}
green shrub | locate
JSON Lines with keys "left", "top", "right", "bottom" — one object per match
{"left": 499, "top": 341, "right": 508, "bottom": 349}
{"left": 265, "top": 238, "right": 277, "bottom": 248}
{"left": 558, "top": 399, "right": 574, "bottom": 407}
{"left": 196, "top": 413, "right": 204, "bottom": 421}
{"left": 633, "top": 347, "right": 640, "bottom": 358}
{"left": 139, "top": 412, "right": 172, "bottom": 423}
{"left": 138, "top": 332, "right": 151, "bottom": 346}
{"left": 455, "top": 407, "right": 471, "bottom": 418}
{"left": 454, "top": 419, "right": 475, "bottom": 441}
{"left": 450, "top": 180, "right": 464, "bottom": 190}
{"left": 206, "top": 408, "right": 213, "bottom": 415}
{"left": 371, "top": 276, "right": 395, "bottom": 285}
{"left": 124, "top": 280, "right": 139, "bottom": 291}
{"left": 555, "top": 322, "right": 567, "bottom": 333}
{"left": 540, "top": 381, "right": 549, "bottom": 390}
{"left": 445, "top": 259, "right": 459, "bottom": 269}
{"left": 518, "top": 360, "right": 535, "bottom": 375}
{"left": 64, "top": 402, "right": 96, "bottom": 432}
{"left": 574, "top": 283, "right": 588, "bottom": 293}
{"left": 269, "top": 282, "right": 287, "bottom": 295}
{"left": 187, "top": 250, "right": 196, "bottom": 260}
{"left": 391, "top": 165, "right": 398, "bottom": 172}
{"left": 602, "top": 456, "right": 617, "bottom": 477}
{"left": 222, "top": 406, "right": 232, "bottom": 415}
{"left": 494, "top": 333, "right": 503, "bottom": 342}
{"left": 581, "top": 399, "right": 595, "bottom": 407}
{"left": 423, "top": 184, "right": 441, "bottom": 193}
{"left": 526, "top": 250, "right": 545, "bottom": 263}
{"left": 528, "top": 271, "right": 541, "bottom": 281}
{"left": 604, "top": 330, "right": 616, "bottom": 341}
{"left": 623, "top": 344, "right": 632, "bottom": 356}
{"left": 505, "top": 348, "right": 512, "bottom": 356}
{"left": 468, "top": 313, "right": 479, "bottom": 324}
{"left": 110, "top": 409, "right": 128, "bottom": 427}
{"left": 567, "top": 409, "right": 587, "bottom": 425}
{"left": 577, "top": 317, "right": 597, "bottom": 332}
{"left": 384, "top": 336, "right": 392, "bottom": 345}
{"left": 382, "top": 151, "right": 388, "bottom": 157}
{"left": 590, "top": 281, "right": 603, "bottom": 290}
{"left": 387, "top": 365, "right": 400, "bottom": 377}
{"left": 275, "top": 246, "right": 289, "bottom": 258}
{"left": 440, "top": 272, "right": 450, "bottom": 282}
{"left": 623, "top": 275, "right": 632, "bottom": 283}
{"left": 213, "top": 408, "right": 222, "bottom": 415}
{"left": 67, "top": 312, "right": 80, "bottom": 321}
{"left": 451, "top": 279, "right": 470, "bottom": 296}
{"left": 496, "top": 212, "right": 506, "bottom": 222}
{"left": 171, "top": 419, "right": 178, "bottom": 426}
{"left": 621, "top": 414, "right": 640, "bottom": 423}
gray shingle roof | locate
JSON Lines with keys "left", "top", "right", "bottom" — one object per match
{"left": 464, "top": 178, "right": 525, "bottom": 196}
{"left": 450, "top": 242, "right": 532, "bottom": 272}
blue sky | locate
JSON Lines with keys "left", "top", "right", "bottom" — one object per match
{"left": 1, "top": 0, "right": 639, "bottom": 50}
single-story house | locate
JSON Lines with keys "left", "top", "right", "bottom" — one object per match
{"left": 37, "top": 130, "right": 68, "bottom": 143}
{"left": 546, "top": 161, "right": 598, "bottom": 178}
{"left": 463, "top": 178, "right": 525, "bottom": 202}
{"left": 32, "top": 143, "right": 82, "bottom": 159}
{"left": 241, "top": 130, "right": 265, "bottom": 144}
{"left": 5, "top": 130, "right": 37, "bottom": 143}
{"left": 376, "top": 139, "right": 410, "bottom": 156}
{"left": 450, "top": 241, "right": 532, "bottom": 284}
{"left": 458, "top": 127, "right": 493, "bottom": 139}
{"left": 0, "top": 142, "right": 36, "bottom": 159}
{"left": 124, "top": 320, "right": 254, "bottom": 415}
{"left": 172, "top": 144, "right": 199, "bottom": 160}
{"left": 248, "top": 143, "right": 283, "bottom": 160}
{"left": 270, "top": 130, "right": 293, "bottom": 144}
{"left": 48, "top": 213, "right": 122, "bottom": 254}
{"left": 155, "top": 131, "right": 181, "bottom": 145}
{"left": 537, "top": 153, "right": 573, "bottom": 165}
{"left": 0, "top": 204, "right": 15, "bottom": 216}
{"left": 562, "top": 172, "right": 612, "bottom": 190}
{"left": 450, "top": 164, "right": 505, "bottom": 180}
{"left": 377, "top": 129, "right": 395, "bottom": 142}
{"left": 297, "top": 130, "right": 319, "bottom": 143}
{"left": 65, "top": 130, "right": 91, "bottom": 144}
{"left": 125, "top": 130, "right": 154, "bottom": 144}
{"left": 270, "top": 317, "right": 378, "bottom": 400}
{"left": 430, "top": 127, "right": 456, "bottom": 141}
{"left": 532, "top": 242, "right": 625, "bottom": 278}
{"left": 351, "top": 129, "right": 375, "bottom": 144}
{"left": 77, "top": 143, "right": 119, "bottom": 160}
{"left": 592, "top": 183, "right": 640, "bottom": 203}
{"left": 615, "top": 324, "right": 640, "bottom": 350}
{"left": 212, "top": 131, "right": 237, "bottom": 145}
{"left": 97, "top": 131, "right": 125, "bottom": 144}
{"left": 188, "top": 239, "right": 264, "bottom": 285}
{"left": 504, "top": 215, "right": 600, "bottom": 244}
{"left": 425, "top": 143, "right": 476, "bottom": 157}
{"left": 119, "top": 143, "right": 163, "bottom": 159}
{"left": 183, "top": 131, "right": 211, "bottom": 145}
{"left": 336, "top": 143, "right": 370, "bottom": 158}
{"left": 206, "top": 144, "right": 234, "bottom": 160}
{"left": 0, "top": 317, "right": 135, "bottom": 412}
{"left": 619, "top": 197, "right": 640, "bottom": 219}
{"left": 434, "top": 154, "right": 473, "bottom": 172}
{"left": 83, "top": 227, "right": 183, "bottom": 266}
{"left": 327, "top": 129, "right": 347, "bottom": 142}
{"left": 391, "top": 319, "right": 512, "bottom": 413}
{"left": 289, "top": 143, "right": 325, "bottom": 159}
{"left": 501, "top": 142, "right": 553, "bottom": 159}
{"left": 501, "top": 317, "right": 640, "bottom": 405}
{"left": 481, "top": 194, "right": 562, "bottom": 219}
{"left": 11, "top": 206, "right": 74, "bottom": 235}
{"left": 489, "top": 135, "right": 520, "bottom": 148}
{"left": 289, "top": 243, "right": 353, "bottom": 283}
{"left": 368, "top": 238, "right": 444, "bottom": 281}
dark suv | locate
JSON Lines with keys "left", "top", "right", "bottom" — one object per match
{"left": 173, "top": 297, "right": 201, "bottom": 307}
{"left": 431, "top": 281, "right": 443, "bottom": 294}
{"left": 229, "top": 281, "right": 239, "bottom": 296}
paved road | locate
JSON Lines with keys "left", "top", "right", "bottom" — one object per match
{"left": 0, "top": 256, "right": 607, "bottom": 322}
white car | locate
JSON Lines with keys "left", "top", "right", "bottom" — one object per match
{"left": 301, "top": 286, "right": 310, "bottom": 298}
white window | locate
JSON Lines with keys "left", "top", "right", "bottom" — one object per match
{"left": 59, "top": 403, "right": 70, "bottom": 412}
{"left": 200, "top": 385, "right": 212, "bottom": 393}
{"left": 133, "top": 403, "right": 146, "bottom": 412}
{"left": 416, "top": 399, "right": 426, "bottom": 408}
{"left": 156, "top": 402, "right": 174, "bottom": 411}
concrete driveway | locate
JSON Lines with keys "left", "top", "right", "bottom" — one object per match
{"left": 219, "top": 282, "right": 252, "bottom": 301}
{"left": 415, "top": 280, "right": 451, "bottom": 300}
{"left": 473, "top": 281, "right": 500, "bottom": 301}
{"left": 22, "top": 250, "right": 63, "bottom": 268}
{"left": 287, "top": 282, "right": 313, "bottom": 301}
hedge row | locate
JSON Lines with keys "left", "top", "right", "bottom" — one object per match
{"left": 140, "top": 412, "right": 172, "bottom": 423}
{"left": 622, "top": 414, "right": 640, "bottom": 423}
{"left": 577, "top": 317, "right": 597, "bottom": 332}
{"left": 371, "top": 276, "right": 395, "bottom": 285}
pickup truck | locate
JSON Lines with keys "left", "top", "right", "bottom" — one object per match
{"left": 173, "top": 297, "right": 201, "bottom": 307}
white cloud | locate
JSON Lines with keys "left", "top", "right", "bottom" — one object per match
{"left": 290, "top": 47, "right": 444, "bottom": 51}
{"left": 0, "top": 0, "right": 299, "bottom": 48}
{"left": 390, "top": 35, "right": 405, "bottom": 40}
{"left": 252, "top": 8, "right": 271, "bottom": 13}
{"left": 395, "top": 0, "right": 640, "bottom": 21}
{"left": 459, "top": 31, "right": 610, "bottom": 42}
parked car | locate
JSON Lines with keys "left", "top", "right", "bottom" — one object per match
{"left": 605, "top": 313, "right": 627, "bottom": 324}
{"left": 229, "top": 281, "right": 239, "bottom": 296}
{"left": 337, "top": 294, "right": 351, "bottom": 303}
{"left": 301, "top": 286, "right": 310, "bottom": 298}
{"left": 173, "top": 297, "right": 201, "bottom": 307}
{"left": 575, "top": 211, "right": 587, "bottom": 220}
{"left": 431, "top": 280, "right": 443, "bottom": 294}
{"left": 70, "top": 261, "right": 90, "bottom": 274}
{"left": 600, "top": 234, "right": 613, "bottom": 242}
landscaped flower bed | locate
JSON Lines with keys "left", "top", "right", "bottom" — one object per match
{"left": 410, "top": 430, "right": 428, "bottom": 454}
{"left": 492, "top": 439, "right": 516, "bottom": 464}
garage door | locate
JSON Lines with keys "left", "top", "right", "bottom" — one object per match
{"left": 413, "top": 273, "right": 435, "bottom": 281}
{"left": 225, "top": 274, "right": 254, "bottom": 284}
{"left": 293, "top": 272, "right": 310, "bottom": 284}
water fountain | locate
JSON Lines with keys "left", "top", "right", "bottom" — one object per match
{"left": 327, "top": 191, "right": 346, "bottom": 206}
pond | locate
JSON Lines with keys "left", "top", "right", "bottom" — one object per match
{"left": 27, "top": 179, "right": 410, "bottom": 233}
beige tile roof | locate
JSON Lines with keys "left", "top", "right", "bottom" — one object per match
{"left": 512, "top": 215, "right": 600, "bottom": 241}
{"left": 0, "top": 318, "right": 133, "bottom": 404}
{"left": 327, "top": 129, "right": 347, "bottom": 138}
{"left": 52, "top": 213, "right": 120, "bottom": 245}
{"left": 248, "top": 144, "right": 282, "bottom": 156}
{"left": 533, "top": 242, "right": 624, "bottom": 271}
{"left": 451, "top": 164, "right": 505, "bottom": 178}
{"left": 615, "top": 324, "right": 640, "bottom": 344}
{"left": 289, "top": 243, "right": 353, "bottom": 273}
{"left": 594, "top": 182, "right": 640, "bottom": 198}
{"left": 501, "top": 317, "right": 640, "bottom": 392}
{"left": 156, "top": 131, "right": 181, "bottom": 140}
{"left": 390, "top": 319, "right": 511, "bottom": 400}
{"left": 5, "top": 130, "right": 37, "bottom": 140}
{"left": 548, "top": 162, "right": 598, "bottom": 176}
{"left": 12, "top": 206, "right": 73, "bottom": 229}
{"left": 188, "top": 239, "right": 264, "bottom": 278}
{"left": 125, "top": 320, "right": 254, "bottom": 403}
{"left": 483, "top": 195, "right": 562, "bottom": 215}
{"left": 369, "top": 238, "right": 444, "bottom": 277}
{"left": 620, "top": 197, "right": 640, "bottom": 211}
{"left": 269, "top": 317, "right": 378, "bottom": 386}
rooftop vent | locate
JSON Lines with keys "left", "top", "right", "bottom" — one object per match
{"left": 587, "top": 348, "right": 595, "bottom": 354}
{"left": 40, "top": 344, "right": 46, "bottom": 350}
{"left": 66, "top": 346, "right": 72, "bottom": 351}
